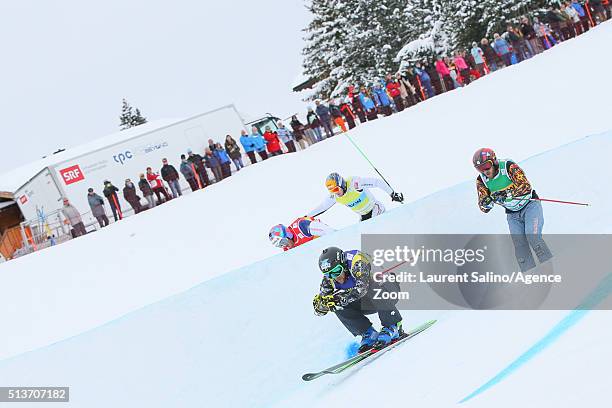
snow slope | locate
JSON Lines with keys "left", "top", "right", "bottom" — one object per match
{"left": 1, "top": 22, "right": 612, "bottom": 364}
{"left": 0, "top": 131, "right": 610, "bottom": 408}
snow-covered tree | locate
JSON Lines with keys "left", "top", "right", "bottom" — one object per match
{"left": 301, "top": 0, "right": 552, "bottom": 97}
{"left": 132, "top": 108, "right": 147, "bottom": 127}
{"left": 395, "top": 0, "right": 454, "bottom": 64}
{"left": 478, "top": 0, "right": 543, "bottom": 37}
{"left": 119, "top": 99, "right": 148, "bottom": 130}
{"left": 341, "top": 0, "right": 411, "bottom": 86}
{"left": 301, "top": 0, "right": 353, "bottom": 100}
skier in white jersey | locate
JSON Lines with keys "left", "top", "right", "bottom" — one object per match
{"left": 307, "top": 173, "right": 404, "bottom": 221}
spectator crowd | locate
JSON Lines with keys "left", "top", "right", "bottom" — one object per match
{"left": 60, "top": 4, "right": 609, "bottom": 238}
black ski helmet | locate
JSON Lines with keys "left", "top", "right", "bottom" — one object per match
{"left": 319, "top": 246, "right": 346, "bottom": 274}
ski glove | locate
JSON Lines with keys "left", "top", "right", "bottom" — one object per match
{"left": 390, "top": 192, "right": 404, "bottom": 203}
{"left": 313, "top": 294, "right": 342, "bottom": 316}
{"left": 492, "top": 190, "right": 512, "bottom": 204}
{"left": 480, "top": 195, "right": 494, "bottom": 210}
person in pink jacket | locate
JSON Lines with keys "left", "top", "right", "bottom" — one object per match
{"left": 454, "top": 51, "right": 471, "bottom": 85}
{"left": 435, "top": 57, "right": 454, "bottom": 92}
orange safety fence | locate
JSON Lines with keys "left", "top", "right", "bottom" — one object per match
{"left": 0, "top": 226, "right": 28, "bottom": 260}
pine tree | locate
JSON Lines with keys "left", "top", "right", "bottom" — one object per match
{"left": 342, "top": 0, "right": 411, "bottom": 85}
{"left": 396, "top": 0, "right": 454, "bottom": 64}
{"left": 301, "top": 0, "right": 551, "bottom": 97}
{"left": 478, "top": 0, "right": 543, "bottom": 37}
{"left": 301, "top": 0, "right": 353, "bottom": 100}
{"left": 119, "top": 99, "right": 134, "bottom": 130}
{"left": 132, "top": 108, "right": 148, "bottom": 127}
{"left": 119, "top": 99, "right": 147, "bottom": 130}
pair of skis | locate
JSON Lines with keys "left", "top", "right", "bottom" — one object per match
{"left": 302, "top": 320, "right": 436, "bottom": 381}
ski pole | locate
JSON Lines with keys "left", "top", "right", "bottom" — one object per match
{"left": 530, "top": 197, "right": 589, "bottom": 206}
{"left": 494, "top": 196, "right": 589, "bottom": 207}
{"left": 343, "top": 133, "right": 398, "bottom": 194}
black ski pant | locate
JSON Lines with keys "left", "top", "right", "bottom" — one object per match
{"left": 197, "top": 168, "right": 210, "bottom": 186}
{"left": 109, "top": 203, "right": 121, "bottom": 221}
{"left": 221, "top": 162, "right": 231, "bottom": 179}
{"left": 153, "top": 187, "right": 171, "bottom": 205}
{"left": 95, "top": 215, "right": 109, "bottom": 228}
{"left": 460, "top": 69, "right": 471, "bottom": 85}
{"left": 392, "top": 96, "right": 405, "bottom": 112}
{"left": 246, "top": 151, "right": 257, "bottom": 164}
{"left": 285, "top": 140, "right": 296, "bottom": 153}
{"left": 210, "top": 165, "right": 223, "bottom": 182}
{"left": 335, "top": 280, "right": 402, "bottom": 336}
{"left": 442, "top": 75, "right": 454, "bottom": 92}
{"left": 355, "top": 109, "right": 367, "bottom": 124}
{"left": 186, "top": 177, "right": 199, "bottom": 192}
{"left": 345, "top": 115, "right": 356, "bottom": 129}
{"left": 71, "top": 222, "right": 87, "bottom": 237}
{"left": 127, "top": 199, "right": 143, "bottom": 214}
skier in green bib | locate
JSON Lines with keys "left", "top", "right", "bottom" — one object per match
{"left": 307, "top": 173, "right": 404, "bottom": 221}
{"left": 473, "top": 148, "right": 552, "bottom": 271}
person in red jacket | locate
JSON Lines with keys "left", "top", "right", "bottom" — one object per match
{"left": 339, "top": 98, "right": 357, "bottom": 130}
{"left": 146, "top": 167, "right": 171, "bottom": 205}
{"left": 269, "top": 216, "right": 335, "bottom": 251}
{"left": 263, "top": 126, "right": 283, "bottom": 157}
{"left": 385, "top": 74, "right": 404, "bottom": 112}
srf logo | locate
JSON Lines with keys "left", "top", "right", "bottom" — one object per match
{"left": 59, "top": 165, "right": 85, "bottom": 185}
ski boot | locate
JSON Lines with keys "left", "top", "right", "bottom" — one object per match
{"left": 358, "top": 326, "right": 379, "bottom": 353}
{"left": 375, "top": 321, "right": 403, "bottom": 348}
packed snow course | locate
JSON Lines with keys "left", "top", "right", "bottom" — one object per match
{"left": 0, "top": 21, "right": 611, "bottom": 408}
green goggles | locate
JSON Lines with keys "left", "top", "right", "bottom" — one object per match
{"left": 323, "top": 264, "right": 345, "bottom": 279}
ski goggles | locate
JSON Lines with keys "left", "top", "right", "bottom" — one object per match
{"left": 475, "top": 159, "right": 494, "bottom": 172}
{"left": 323, "top": 264, "right": 345, "bottom": 279}
{"left": 326, "top": 181, "right": 341, "bottom": 194}
{"left": 270, "top": 235, "right": 290, "bottom": 248}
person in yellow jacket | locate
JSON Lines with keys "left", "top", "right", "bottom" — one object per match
{"left": 307, "top": 173, "right": 403, "bottom": 221}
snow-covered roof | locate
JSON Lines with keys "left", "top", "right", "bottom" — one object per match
{"left": 0, "top": 119, "right": 181, "bottom": 194}
{"left": 291, "top": 70, "right": 309, "bottom": 89}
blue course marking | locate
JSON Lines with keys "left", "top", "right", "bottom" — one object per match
{"left": 459, "top": 273, "right": 612, "bottom": 404}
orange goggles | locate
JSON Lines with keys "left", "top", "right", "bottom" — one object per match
{"left": 326, "top": 181, "right": 342, "bottom": 194}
